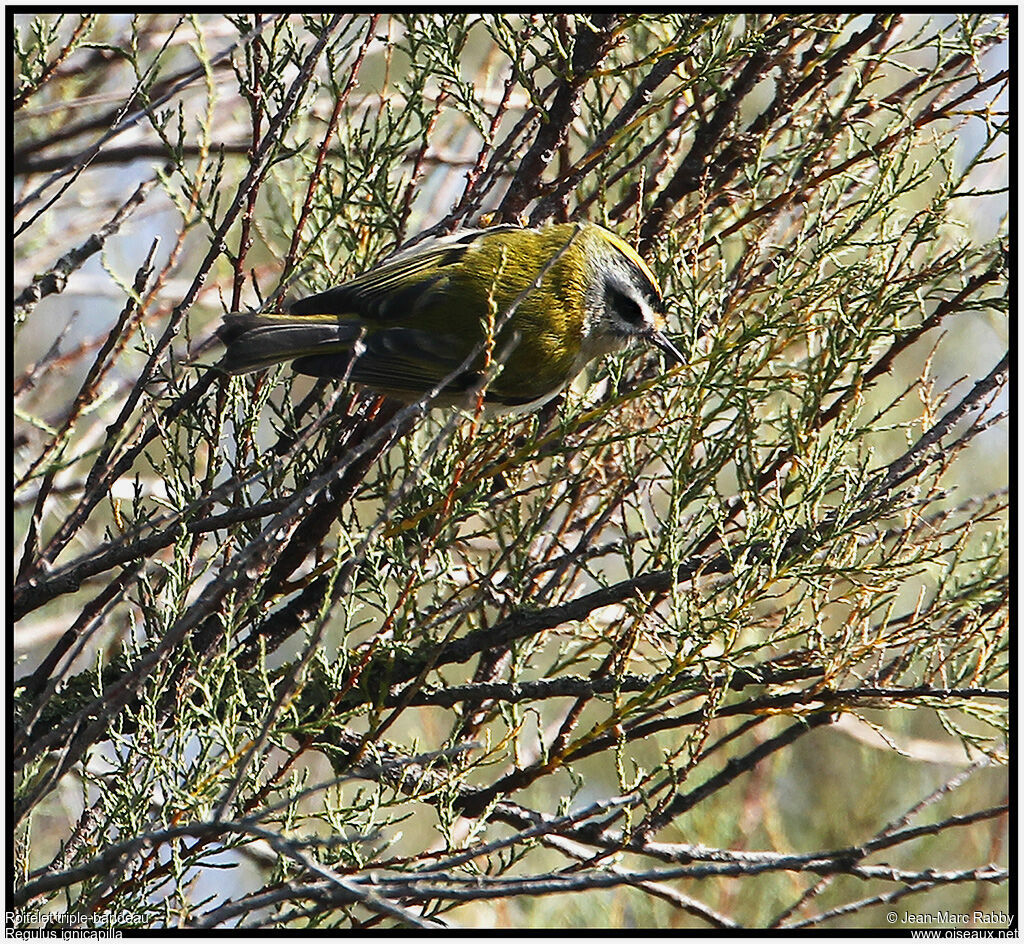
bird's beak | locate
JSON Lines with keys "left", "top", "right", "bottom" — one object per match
{"left": 649, "top": 330, "right": 686, "bottom": 367}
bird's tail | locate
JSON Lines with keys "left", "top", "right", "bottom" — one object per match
{"left": 218, "top": 312, "right": 362, "bottom": 375}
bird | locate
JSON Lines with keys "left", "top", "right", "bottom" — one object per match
{"left": 218, "top": 221, "right": 684, "bottom": 411}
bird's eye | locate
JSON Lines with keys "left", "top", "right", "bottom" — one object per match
{"left": 607, "top": 287, "right": 645, "bottom": 326}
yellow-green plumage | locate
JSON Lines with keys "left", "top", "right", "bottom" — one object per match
{"left": 434, "top": 226, "right": 590, "bottom": 401}
{"left": 219, "top": 222, "right": 675, "bottom": 409}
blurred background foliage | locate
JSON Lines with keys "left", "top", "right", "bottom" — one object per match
{"left": 12, "top": 12, "right": 1008, "bottom": 930}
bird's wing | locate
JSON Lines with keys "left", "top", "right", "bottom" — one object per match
{"left": 289, "top": 226, "right": 522, "bottom": 322}
{"left": 292, "top": 326, "right": 480, "bottom": 397}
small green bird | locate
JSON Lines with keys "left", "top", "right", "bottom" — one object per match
{"left": 219, "top": 222, "right": 683, "bottom": 410}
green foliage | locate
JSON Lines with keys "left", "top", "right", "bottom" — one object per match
{"left": 12, "top": 12, "right": 1008, "bottom": 931}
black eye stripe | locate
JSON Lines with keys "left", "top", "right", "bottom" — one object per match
{"left": 618, "top": 260, "right": 663, "bottom": 312}
{"left": 606, "top": 286, "right": 646, "bottom": 325}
